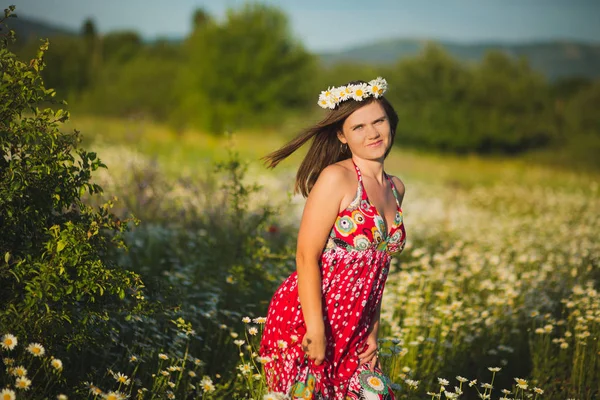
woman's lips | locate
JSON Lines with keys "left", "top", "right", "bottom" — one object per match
{"left": 367, "top": 140, "right": 383, "bottom": 147}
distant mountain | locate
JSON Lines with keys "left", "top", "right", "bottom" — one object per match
{"left": 319, "top": 38, "right": 600, "bottom": 80}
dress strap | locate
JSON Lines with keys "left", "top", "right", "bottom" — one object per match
{"left": 385, "top": 173, "right": 401, "bottom": 208}
{"left": 350, "top": 159, "right": 362, "bottom": 182}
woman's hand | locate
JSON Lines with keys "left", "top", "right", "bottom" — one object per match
{"left": 302, "top": 328, "right": 327, "bottom": 366}
{"left": 357, "top": 334, "right": 379, "bottom": 371}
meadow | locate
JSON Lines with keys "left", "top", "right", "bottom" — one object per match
{"left": 3, "top": 115, "right": 597, "bottom": 399}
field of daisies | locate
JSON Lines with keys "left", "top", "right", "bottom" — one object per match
{"left": 2, "top": 120, "right": 599, "bottom": 400}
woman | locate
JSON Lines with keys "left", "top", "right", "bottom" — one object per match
{"left": 259, "top": 77, "right": 406, "bottom": 400}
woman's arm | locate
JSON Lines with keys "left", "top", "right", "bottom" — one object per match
{"left": 296, "top": 164, "right": 351, "bottom": 365}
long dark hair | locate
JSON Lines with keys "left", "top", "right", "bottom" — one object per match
{"left": 263, "top": 82, "right": 399, "bottom": 197}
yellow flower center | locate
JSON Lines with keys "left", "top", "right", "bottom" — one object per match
{"left": 4, "top": 339, "right": 12, "bottom": 345}
{"left": 325, "top": 91, "right": 331, "bottom": 97}
{"left": 3, "top": 394, "right": 12, "bottom": 400}
{"left": 17, "top": 381, "right": 26, "bottom": 388}
{"left": 355, "top": 89, "right": 363, "bottom": 96}
{"left": 372, "top": 85, "right": 379, "bottom": 92}
{"left": 16, "top": 368, "right": 25, "bottom": 376}
{"left": 106, "top": 395, "right": 117, "bottom": 400}
{"left": 369, "top": 377, "right": 381, "bottom": 386}
{"left": 32, "top": 347, "right": 40, "bottom": 354}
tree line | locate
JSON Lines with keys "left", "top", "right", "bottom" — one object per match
{"left": 10, "top": 3, "right": 600, "bottom": 164}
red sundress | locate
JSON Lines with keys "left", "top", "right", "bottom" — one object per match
{"left": 259, "top": 160, "right": 407, "bottom": 400}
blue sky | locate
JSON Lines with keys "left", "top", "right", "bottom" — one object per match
{"left": 8, "top": 0, "right": 600, "bottom": 51}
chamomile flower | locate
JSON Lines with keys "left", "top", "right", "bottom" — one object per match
{"left": 1, "top": 334, "right": 17, "bottom": 351}
{"left": 103, "top": 391, "right": 126, "bottom": 400}
{"left": 188, "top": 371, "right": 197, "bottom": 378}
{"left": 514, "top": 378, "right": 528, "bottom": 390}
{"left": 438, "top": 378, "right": 449, "bottom": 386}
{"left": 15, "top": 377, "right": 32, "bottom": 391}
{"left": 253, "top": 317, "right": 267, "bottom": 324}
{"left": 201, "top": 377, "right": 215, "bottom": 393}
{"left": 276, "top": 339, "right": 287, "bottom": 350}
{"left": 533, "top": 387, "right": 544, "bottom": 394}
{"left": 10, "top": 365, "right": 27, "bottom": 377}
{"left": 456, "top": 376, "right": 468, "bottom": 383}
{"left": 158, "top": 353, "right": 169, "bottom": 360}
{"left": 233, "top": 339, "right": 245, "bottom": 347}
{"left": 488, "top": 367, "right": 501, "bottom": 372}
{"left": 242, "top": 316, "right": 251, "bottom": 323}
{"left": 368, "top": 77, "right": 387, "bottom": 97}
{"left": 351, "top": 83, "right": 369, "bottom": 101}
{"left": 248, "top": 327, "right": 258, "bottom": 336}
{"left": 237, "top": 363, "right": 252, "bottom": 375}
{"left": 113, "top": 372, "right": 130, "bottom": 385}
{"left": 57, "top": 395, "right": 68, "bottom": 400}
{"left": 51, "top": 358, "right": 63, "bottom": 371}
{"left": 0, "top": 389, "right": 16, "bottom": 400}
{"left": 26, "top": 342, "right": 45, "bottom": 357}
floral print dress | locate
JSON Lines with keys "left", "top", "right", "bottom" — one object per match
{"left": 259, "top": 161, "right": 407, "bottom": 400}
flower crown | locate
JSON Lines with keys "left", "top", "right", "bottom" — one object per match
{"left": 317, "top": 77, "right": 388, "bottom": 109}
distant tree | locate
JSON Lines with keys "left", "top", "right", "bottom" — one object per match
{"left": 192, "top": 7, "right": 211, "bottom": 30}
{"left": 81, "top": 17, "right": 96, "bottom": 40}
{"left": 175, "top": 3, "right": 316, "bottom": 132}
{"left": 101, "top": 30, "right": 143, "bottom": 63}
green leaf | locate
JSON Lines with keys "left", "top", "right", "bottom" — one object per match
{"left": 56, "top": 241, "right": 66, "bottom": 252}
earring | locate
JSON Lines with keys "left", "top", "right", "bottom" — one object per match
{"left": 340, "top": 143, "right": 348, "bottom": 153}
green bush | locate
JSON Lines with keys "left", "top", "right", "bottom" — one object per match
{"left": 0, "top": 6, "right": 144, "bottom": 355}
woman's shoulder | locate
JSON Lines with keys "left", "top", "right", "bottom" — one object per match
{"left": 387, "top": 174, "right": 406, "bottom": 197}
{"left": 318, "top": 159, "right": 357, "bottom": 185}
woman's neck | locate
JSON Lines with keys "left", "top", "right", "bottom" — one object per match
{"left": 352, "top": 157, "right": 386, "bottom": 184}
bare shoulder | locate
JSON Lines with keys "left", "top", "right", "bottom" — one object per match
{"left": 388, "top": 174, "right": 406, "bottom": 195}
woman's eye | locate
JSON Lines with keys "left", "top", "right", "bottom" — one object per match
{"left": 353, "top": 125, "right": 363, "bottom": 131}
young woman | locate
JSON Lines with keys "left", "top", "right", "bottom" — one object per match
{"left": 259, "top": 78, "right": 406, "bottom": 400}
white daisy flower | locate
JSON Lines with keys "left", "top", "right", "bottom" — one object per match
{"left": 276, "top": 339, "right": 287, "bottom": 350}
{"left": 57, "top": 395, "right": 68, "bottom": 400}
{"left": 158, "top": 353, "right": 169, "bottom": 360}
{"left": 113, "top": 372, "right": 130, "bottom": 385}
{"left": 15, "top": 376, "right": 32, "bottom": 391}
{"left": 51, "top": 358, "right": 63, "bottom": 370}
{"left": 248, "top": 327, "right": 258, "bottom": 336}
{"left": 350, "top": 83, "right": 369, "bottom": 101}
{"left": 253, "top": 317, "right": 267, "bottom": 324}
{"left": 103, "top": 391, "right": 126, "bottom": 400}
{"left": 242, "top": 316, "right": 251, "bottom": 323}
{"left": 11, "top": 365, "right": 27, "bottom": 377}
{"left": 233, "top": 339, "right": 245, "bottom": 347}
{"left": 1, "top": 334, "right": 17, "bottom": 351}
{"left": 0, "top": 388, "right": 16, "bottom": 400}
{"left": 26, "top": 342, "right": 45, "bottom": 357}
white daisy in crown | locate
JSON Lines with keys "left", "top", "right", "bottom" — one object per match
{"left": 317, "top": 77, "right": 388, "bottom": 109}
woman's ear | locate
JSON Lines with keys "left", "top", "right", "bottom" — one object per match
{"left": 337, "top": 130, "right": 347, "bottom": 144}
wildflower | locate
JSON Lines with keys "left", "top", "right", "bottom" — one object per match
{"left": 0, "top": 389, "right": 16, "bottom": 400}
{"left": 456, "top": 376, "right": 468, "bottom": 383}
{"left": 167, "top": 366, "right": 178, "bottom": 372}
{"left": 242, "top": 316, "right": 251, "bottom": 323}
{"left": 438, "top": 378, "right": 449, "bottom": 386}
{"left": 238, "top": 363, "right": 253, "bottom": 375}
{"left": 11, "top": 365, "right": 27, "bottom": 377}
{"left": 1, "top": 334, "right": 17, "bottom": 351}
{"left": 234, "top": 339, "right": 245, "bottom": 347}
{"left": 230, "top": 332, "right": 239, "bottom": 338}
{"left": 277, "top": 340, "right": 288, "bottom": 350}
{"left": 533, "top": 387, "right": 544, "bottom": 394}
{"left": 189, "top": 384, "right": 196, "bottom": 390}
{"left": 87, "top": 383, "right": 103, "bottom": 396}
{"left": 15, "top": 377, "right": 32, "bottom": 390}
{"left": 501, "top": 389, "right": 511, "bottom": 394}
{"left": 194, "top": 358, "right": 203, "bottom": 366}
{"left": 158, "top": 353, "right": 169, "bottom": 360}
{"left": 201, "top": 376, "right": 215, "bottom": 393}
{"left": 291, "top": 334, "right": 298, "bottom": 342}
{"left": 166, "top": 392, "right": 175, "bottom": 399}
{"left": 2, "top": 357, "right": 14, "bottom": 365}
{"left": 160, "top": 370, "right": 170, "bottom": 377}
{"left": 57, "top": 395, "right": 68, "bottom": 400}
{"left": 114, "top": 372, "right": 131, "bottom": 385}
{"left": 103, "top": 391, "right": 126, "bottom": 400}
{"left": 253, "top": 373, "right": 262, "bottom": 381}
{"left": 26, "top": 342, "right": 45, "bottom": 357}
{"left": 188, "top": 371, "right": 197, "bottom": 378}
{"left": 168, "top": 382, "right": 175, "bottom": 388}
{"left": 488, "top": 367, "right": 501, "bottom": 372}
{"left": 478, "top": 393, "right": 490, "bottom": 399}
{"left": 515, "top": 378, "right": 528, "bottom": 390}
{"left": 405, "top": 379, "right": 419, "bottom": 388}
{"left": 253, "top": 317, "right": 267, "bottom": 324}
{"left": 469, "top": 379, "right": 477, "bottom": 387}
{"left": 51, "top": 358, "right": 63, "bottom": 371}
{"left": 249, "top": 327, "right": 258, "bottom": 336}
{"left": 481, "top": 383, "right": 493, "bottom": 389}
{"left": 560, "top": 342, "right": 569, "bottom": 349}
{"left": 129, "top": 355, "right": 138, "bottom": 362}
{"left": 264, "top": 393, "right": 287, "bottom": 400}
{"left": 256, "top": 355, "right": 272, "bottom": 363}
{"left": 444, "top": 392, "right": 458, "bottom": 399}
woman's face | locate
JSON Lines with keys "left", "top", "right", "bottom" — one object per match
{"left": 338, "top": 101, "right": 392, "bottom": 161}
